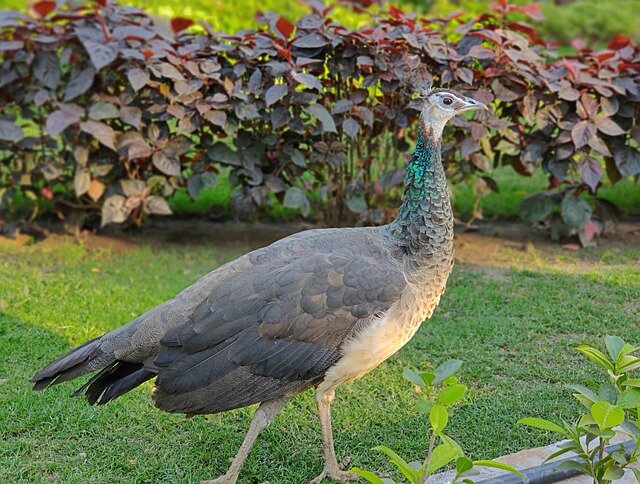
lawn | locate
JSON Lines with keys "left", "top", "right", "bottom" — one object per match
{"left": 1, "top": 235, "right": 639, "bottom": 483}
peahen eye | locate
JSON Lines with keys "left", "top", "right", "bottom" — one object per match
{"left": 443, "top": 97, "right": 453, "bottom": 105}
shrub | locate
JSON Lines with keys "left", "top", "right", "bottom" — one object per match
{"left": 519, "top": 335, "right": 640, "bottom": 483}
{"left": 0, "top": 0, "right": 638, "bottom": 236}
{"left": 351, "top": 360, "right": 523, "bottom": 483}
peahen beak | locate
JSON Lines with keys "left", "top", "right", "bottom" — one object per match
{"left": 460, "top": 96, "right": 488, "bottom": 112}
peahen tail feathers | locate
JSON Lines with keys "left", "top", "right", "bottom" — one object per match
{"left": 31, "top": 337, "right": 155, "bottom": 405}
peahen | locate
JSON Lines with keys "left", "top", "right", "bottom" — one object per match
{"left": 31, "top": 87, "right": 486, "bottom": 483}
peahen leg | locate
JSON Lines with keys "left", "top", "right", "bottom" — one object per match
{"left": 201, "top": 396, "right": 289, "bottom": 484}
{"left": 309, "top": 390, "right": 357, "bottom": 483}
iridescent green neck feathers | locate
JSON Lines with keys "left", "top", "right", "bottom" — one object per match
{"left": 386, "top": 129, "right": 454, "bottom": 261}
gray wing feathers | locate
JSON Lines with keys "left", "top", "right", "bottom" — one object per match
{"left": 153, "top": 227, "right": 405, "bottom": 414}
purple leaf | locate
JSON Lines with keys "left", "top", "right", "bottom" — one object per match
{"left": 305, "top": 104, "right": 336, "bottom": 133}
{"left": 33, "top": 51, "right": 60, "bottom": 89}
{"left": 46, "top": 109, "right": 82, "bottom": 136}
{"left": 101, "top": 195, "right": 131, "bottom": 226}
{"left": 127, "top": 68, "right": 149, "bottom": 91}
{"left": 80, "top": 120, "right": 116, "bottom": 151}
{"left": 120, "top": 106, "right": 142, "bottom": 128}
{"left": 594, "top": 117, "right": 625, "bottom": 136}
{"left": 83, "top": 40, "right": 118, "bottom": 71}
{"left": 64, "top": 67, "right": 95, "bottom": 101}
{"left": 145, "top": 196, "right": 172, "bottom": 215}
{"left": 571, "top": 120, "right": 596, "bottom": 149}
{"left": 579, "top": 156, "right": 602, "bottom": 191}
{"left": 265, "top": 84, "right": 288, "bottom": 106}
{"left": 152, "top": 151, "right": 181, "bottom": 176}
{"left": 292, "top": 33, "right": 328, "bottom": 48}
{"left": 292, "top": 71, "right": 322, "bottom": 91}
{"left": 0, "top": 119, "right": 23, "bottom": 141}
{"left": 343, "top": 117, "right": 359, "bottom": 139}
{"left": 614, "top": 147, "right": 640, "bottom": 177}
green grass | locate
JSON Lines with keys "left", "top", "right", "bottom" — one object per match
{"left": 1, "top": 236, "right": 639, "bottom": 482}
{"left": 452, "top": 168, "right": 640, "bottom": 220}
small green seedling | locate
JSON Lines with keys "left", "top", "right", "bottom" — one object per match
{"left": 352, "top": 360, "right": 524, "bottom": 484}
{"left": 518, "top": 335, "right": 640, "bottom": 483}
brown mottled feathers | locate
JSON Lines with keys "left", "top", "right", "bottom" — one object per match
{"left": 32, "top": 226, "right": 406, "bottom": 414}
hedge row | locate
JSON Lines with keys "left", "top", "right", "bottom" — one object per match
{"left": 0, "top": 0, "right": 638, "bottom": 240}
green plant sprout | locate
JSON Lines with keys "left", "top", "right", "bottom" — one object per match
{"left": 518, "top": 335, "right": 640, "bottom": 483}
{"left": 351, "top": 360, "right": 524, "bottom": 484}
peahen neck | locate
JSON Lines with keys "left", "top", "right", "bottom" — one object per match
{"left": 386, "top": 128, "right": 454, "bottom": 266}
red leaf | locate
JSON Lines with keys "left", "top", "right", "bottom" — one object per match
{"left": 275, "top": 17, "right": 294, "bottom": 39}
{"left": 389, "top": 5, "right": 403, "bottom": 19}
{"left": 33, "top": 1, "right": 56, "bottom": 17}
{"left": 596, "top": 51, "right": 615, "bottom": 62}
{"left": 142, "top": 49, "right": 153, "bottom": 59}
{"left": 273, "top": 43, "right": 292, "bottom": 63}
{"left": 607, "top": 34, "right": 630, "bottom": 50}
{"left": 170, "top": 17, "right": 193, "bottom": 33}
{"left": 42, "top": 186, "right": 54, "bottom": 200}
{"left": 516, "top": 4, "right": 544, "bottom": 21}
{"left": 583, "top": 220, "right": 602, "bottom": 241}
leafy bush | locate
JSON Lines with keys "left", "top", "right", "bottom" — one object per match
{"left": 351, "top": 360, "right": 523, "bottom": 483}
{"left": 0, "top": 0, "right": 638, "bottom": 233}
{"left": 519, "top": 335, "right": 640, "bottom": 483}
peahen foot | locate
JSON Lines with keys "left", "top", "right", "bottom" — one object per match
{"left": 309, "top": 468, "right": 358, "bottom": 483}
{"left": 201, "top": 473, "right": 235, "bottom": 484}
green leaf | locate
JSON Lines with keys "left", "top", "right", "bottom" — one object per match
{"left": 621, "top": 378, "right": 640, "bottom": 388}
{"left": 420, "top": 371, "right": 436, "bottom": 386}
{"left": 517, "top": 417, "right": 567, "bottom": 436}
{"left": 543, "top": 445, "right": 576, "bottom": 462}
{"left": 605, "top": 335, "right": 626, "bottom": 362}
{"left": 415, "top": 399, "right": 433, "bottom": 414}
{"left": 576, "top": 345, "right": 615, "bottom": 372}
{"left": 437, "top": 384, "right": 467, "bottom": 406}
{"left": 403, "top": 368, "right": 425, "bottom": 388}
{"left": 561, "top": 192, "right": 591, "bottom": 231}
{"left": 350, "top": 467, "right": 386, "bottom": 484}
{"left": 427, "top": 443, "right": 461, "bottom": 474}
{"left": 573, "top": 393, "right": 595, "bottom": 410}
{"left": 456, "top": 457, "right": 473, "bottom": 475}
{"left": 591, "top": 401, "right": 625, "bottom": 430}
{"left": 346, "top": 196, "right": 367, "bottom": 214}
{"left": 610, "top": 449, "right": 628, "bottom": 465}
{"left": 602, "top": 465, "right": 625, "bottom": 481}
{"left": 473, "top": 460, "right": 524, "bottom": 481}
{"left": 555, "top": 459, "right": 588, "bottom": 473}
{"left": 429, "top": 404, "right": 449, "bottom": 435}
{"left": 433, "top": 360, "right": 463, "bottom": 385}
{"left": 617, "top": 388, "right": 640, "bottom": 409}
{"left": 616, "top": 344, "right": 639, "bottom": 368}
{"left": 567, "top": 383, "right": 599, "bottom": 403}
{"left": 631, "top": 468, "right": 640, "bottom": 482}
{"left": 598, "top": 382, "right": 618, "bottom": 403}
{"left": 373, "top": 446, "right": 417, "bottom": 483}
{"left": 619, "top": 355, "right": 640, "bottom": 372}
{"left": 283, "top": 187, "right": 307, "bottom": 209}
{"left": 578, "top": 413, "right": 597, "bottom": 427}
{"left": 520, "top": 192, "right": 555, "bottom": 225}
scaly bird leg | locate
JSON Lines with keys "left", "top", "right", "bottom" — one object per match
{"left": 310, "top": 390, "right": 357, "bottom": 483}
{"left": 202, "top": 396, "right": 289, "bottom": 484}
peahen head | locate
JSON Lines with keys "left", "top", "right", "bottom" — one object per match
{"left": 420, "top": 88, "right": 487, "bottom": 139}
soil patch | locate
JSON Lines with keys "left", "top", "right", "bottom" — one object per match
{"left": 2, "top": 219, "right": 639, "bottom": 273}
